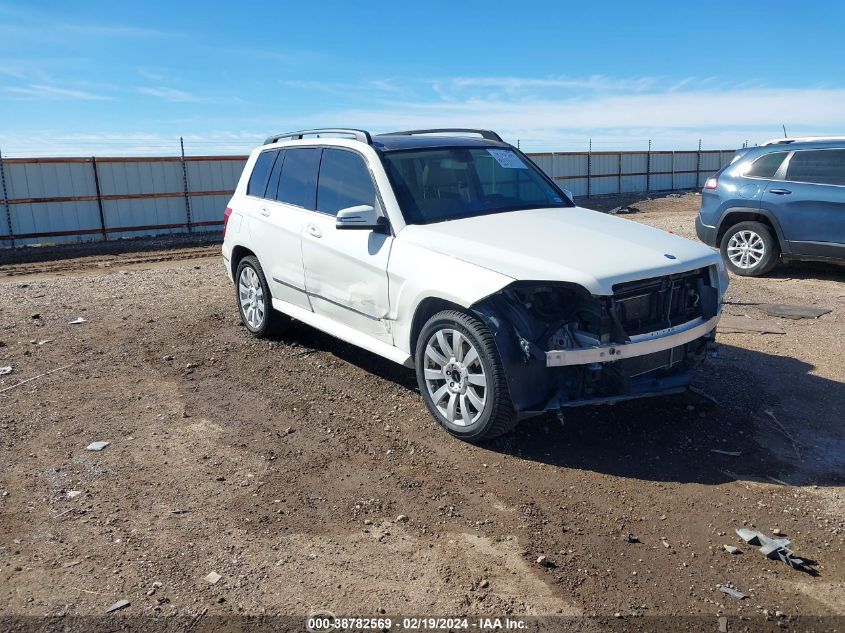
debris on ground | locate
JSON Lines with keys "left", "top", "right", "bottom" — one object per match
{"left": 62, "top": 560, "right": 81, "bottom": 568}
{"left": 86, "top": 441, "right": 110, "bottom": 451}
{"left": 395, "top": 514, "right": 409, "bottom": 523}
{"left": 717, "top": 315, "right": 785, "bottom": 335}
{"left": 723, "top": 545, "right": 741, "bottom": 555}
{"left": 764, "top": 410, "right": 803, "bottom": 459}
{"left": 204, "top": 571, "right": 222, "bottom": 585}
{"left": 0, "top": 366, "right": 12, "bottom": 376}
{"left": 169, "top": 509, "right": 190, "bottom": 515}
{"left": 66, "top": 490, "right": 82, "bottom": 499}
{"left": 105, "top": 599, "right": 130, "bottom": 613}
{"left": 661, "top": 539, "right": 671, "bottom": 549}
{"left": 735, "top": 528, "right": 817, "bottom": 574}
{"left": 719, "top": 586, "right": 748, "bottom": 600}
{"left": 758, "top": 304, "right": 832, "bottom": 320}
{"left": 608, "top": 205, "right": 639, "bottom": 215}
{"left": 621, "top": 532, "right": 640, "bottom": 544}
{"left": 68, "top": 317, "right": 88, "bottom": 325}
{"left": 666, "top": 193, "right": 682, "bottom": 198}
{"left": 536, "top": 555, "right": 555, "bottom": 567}
{"left": 0, "top": 364, "right": 73, "bottom": 395}
{"left": 710, "top": 449, "right": 742, "bottom": 457}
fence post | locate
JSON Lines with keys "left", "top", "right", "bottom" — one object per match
{"left": 0, "top": 147, "right": 13, "bottom": 248}
{"left": 586, "top": 138, "right": 592, "bottom": 199}
{"left": 670, "top": 151, "right": 675, "bottom": 191}
{"left": 91, "top": 157, "right": 108, "bottom": 241}
{"left": 646, "top": 139, "right": 652, "bottom": 192}
{"left": 696, "top": 139, "right": 702, "bottom": 188}
{"left": 180, "top": 137, "right": 193, "bottom": 233}
{"left": 616, "top": 152, "right": 622, "bottom": 195}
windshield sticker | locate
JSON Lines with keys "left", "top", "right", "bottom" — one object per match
{"left": 486, "top": 149, "right": 527, "bottom": 169}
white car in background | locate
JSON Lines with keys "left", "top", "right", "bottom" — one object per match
{"left": 222, "top": 128, "right": 728, "bottom": 442}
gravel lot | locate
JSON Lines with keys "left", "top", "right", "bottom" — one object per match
{"left": 1, "top": 193, "right": 843, "bottom": 626}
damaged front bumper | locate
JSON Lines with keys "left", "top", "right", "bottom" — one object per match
{"left": 470, "top": 268, "right": 721, "bottom": 417}
{"left": 545, "top": 315, "right": 719, "bottom": 367}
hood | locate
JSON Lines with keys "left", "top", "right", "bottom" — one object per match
{"left": 396, "top": 206, "right": 722, "bottom": 296}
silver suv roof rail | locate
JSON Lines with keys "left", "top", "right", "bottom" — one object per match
{"left": 264, "top": 128, "right": 373, "bottom": 145}
{"left": 380, "top": 128, "right": 504, "bottom": 143}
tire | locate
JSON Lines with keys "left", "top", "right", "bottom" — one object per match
{"left": 720, "top": 220, "right": 780, "bottom": 277}
{"left": 415, "top": 310, "right": 518, "bottom": 442}
{"left": 235, "top": 255, "right": 288, "bottom": 338}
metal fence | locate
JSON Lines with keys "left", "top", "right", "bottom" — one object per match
{"left": 0, "top": 147, "right": 736, "bottom": 248}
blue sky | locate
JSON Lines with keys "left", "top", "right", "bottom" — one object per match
{"left": 1, "top": 0, "right": 844, "bottom": 156}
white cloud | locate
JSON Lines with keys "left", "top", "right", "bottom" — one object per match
{"left": 3, "top": 83, "right": 111, "bottom": 100}
{"left": 137, "top": 86, "right": 199, "bottom": 102}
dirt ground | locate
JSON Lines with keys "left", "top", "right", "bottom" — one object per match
{"left": 1, "top": 193, "right": 844, "bottom": 628}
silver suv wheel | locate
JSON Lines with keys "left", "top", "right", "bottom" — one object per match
{"left": 726, "top": 229, "right": 765, "bottom": 269}
{"left": 423, "top": 328, "right": 487, "bottom": 427}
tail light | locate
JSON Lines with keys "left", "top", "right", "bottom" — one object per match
{"left": 223, "top": 207, "right": 233, "bottom": 237}
{"left": 704, "top": 177, "right": 718, "bottom": 190}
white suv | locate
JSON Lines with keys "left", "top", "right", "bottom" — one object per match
{"left": 222, "top": 128, "right": 728, "bottom": 442}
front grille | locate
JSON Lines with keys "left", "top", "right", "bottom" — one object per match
{"left": 611, "top": 268, "right": 709, "bottom": 336}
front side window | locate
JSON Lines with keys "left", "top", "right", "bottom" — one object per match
{"left": 247, "top": 150, "right": 278, "bottom": 197}
{"left": 786, "top": 149, "right": 845, "bottom": 186}
{"left": 317, "top": 149, "right": 377, "bottom": 215}
{"left": 277, "top": 148, "right": 321, "bottom": 209}
{"left": 743, "top": 151, "right": 788, "bottom": 179}
{"left": 381, "top": 147, "right": 571, "bottom": 225}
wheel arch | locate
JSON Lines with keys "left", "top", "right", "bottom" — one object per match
{"left": 717, "top": 207, "right": 787, "bottom": 252}
{"left": 409, "top": 297, "right": 468, "bottom": 357}
{"left": 229, "top": 244, "right": 257, "bottom": 279}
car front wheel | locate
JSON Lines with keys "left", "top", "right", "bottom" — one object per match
{"left": 720, "top": 220, "right": 779, "bottom": 277}
{"left": 415, "top": 310, "right": 518, "bottom": 442}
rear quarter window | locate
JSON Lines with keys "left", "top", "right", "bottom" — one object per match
{"left": 743, "top": 151, "right": 788, "bottom": 179}
{"left": 786, "top": 149, "right": 845, "bottom": 186}
{"left": 247, "top": 150, "right": 278, "bottom": 197}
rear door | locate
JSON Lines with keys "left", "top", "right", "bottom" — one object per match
{"left": 300, "top": 148, "right": 393, "bottom": 344}
{"left": 247, "top": 148, "right": 316, "bottom": 309}
{"left": 761, "top": 148, "right": 845, "bottom": 258}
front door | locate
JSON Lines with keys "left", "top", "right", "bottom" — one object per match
{"left": 301, "top": 148, "right": 393, "bottom": 344}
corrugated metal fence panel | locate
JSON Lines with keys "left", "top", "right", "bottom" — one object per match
{"left": 590, "top": 154, "right": 618, "bottom": 176}
{"left": 5, "top": 160, "right": 102, "bottom": 246}
{"left": 96, "top": 159, "right": 187, "bottom": 238}
{"left": 186, "top": 158, "right": 246, "bottom": 225}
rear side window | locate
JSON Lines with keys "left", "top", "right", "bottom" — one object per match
{"left": 786, "top": 149, "right": 845, "bottom": 186}
{"left": 744, "top": 151, "right": 788, "bottom": 179}
{"left": 317, "top": 149, "right": 376, "bottom": 215}
{"left": 277, "top": 148, "right": 321, "bottom": 209}
{"left": 247, "top": 150, "right": 277, "bottom": 197}
{"left": 265, "top": 150, "right": 286, "bottom": 200}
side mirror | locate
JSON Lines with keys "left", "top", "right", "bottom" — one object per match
{"left": 335, "top": 204, "right": 386, "bottom": 230}
{"left": 561, "top": 189, "right": 575, "bottom": 202}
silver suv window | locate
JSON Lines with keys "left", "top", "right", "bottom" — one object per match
{"left": 785, "top": 149, "right": 845, "bottom": 186}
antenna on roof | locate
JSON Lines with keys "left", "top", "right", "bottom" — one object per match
{"left": 782, "top": 124, "right": 788, "bottom": 138}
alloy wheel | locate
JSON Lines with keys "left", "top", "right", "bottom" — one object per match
{"left": 423, "top": 328, "right": 487, "bottom": 426}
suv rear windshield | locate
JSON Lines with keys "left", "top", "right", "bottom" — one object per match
{"left": 380, "top": 147, "right": 571, "bottom": 225}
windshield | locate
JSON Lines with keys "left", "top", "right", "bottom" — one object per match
{"left": 380, "top": 147, "right": 572, "bottom": 225}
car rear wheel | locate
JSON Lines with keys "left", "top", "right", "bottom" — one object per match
{"left": 415, "top": 310, "right": 518, "bottom": 442}
{"left": 235, "top": 255, "right": 288, "bottom": 337}
{"left": 720, "top": 221, "right": 779, "bottom": 277}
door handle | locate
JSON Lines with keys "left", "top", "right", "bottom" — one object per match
{"left": 258, "top": 205, "right": 270, "bottom": 216}
{"left": 769, "top": 188, "right": 792, "bottom": 195}
{"left": 306, "top": 224, "right": 322, "bottom": 238}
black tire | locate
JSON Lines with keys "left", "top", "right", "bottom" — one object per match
{"left": 235, "top": 255, "right": 288, "bottom": 338}
{"left": 415, "top": 310, "right": 518, "bottom": 443}
{"left": 719, "top": 220, "right": 780, "bottom": 277}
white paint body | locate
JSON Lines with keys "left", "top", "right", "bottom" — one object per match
{"left": 223, "top": 137, "right": 728, "bottom": 368}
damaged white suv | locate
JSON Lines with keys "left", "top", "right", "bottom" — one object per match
{"left": 222, "top": 128, "right": 727, "bottom": 442}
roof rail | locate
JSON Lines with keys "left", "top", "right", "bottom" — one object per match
{"left": 264, "top": 128, "right": 372, "bottom": 145}
{"left": 380, "top": 128, "right": 504, "bottom": 142}
{"left": 762, "top": 136, "right": 845, "bottom": 146}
